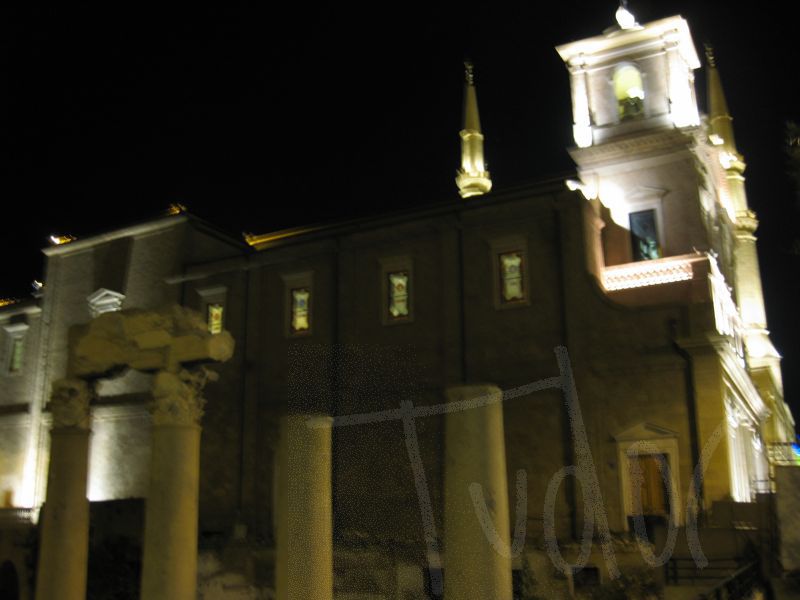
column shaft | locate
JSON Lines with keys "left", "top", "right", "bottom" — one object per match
{"left": 444, "top": 385, "right": 512, "bottom": 600}
{"left": 276, "top": 414, "right": 333, "bottom": 600}
{"left": 35, "top": 379, "right": 92, "bottom": 600}
{"left": 35, "top": 430, "right": 91, "bottom": 600}
{"left": 140, "top": 425, "right": 201, "bottom": 599}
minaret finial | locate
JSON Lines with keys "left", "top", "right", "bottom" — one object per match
{"left": 704, "top": 43, "right": 716, "bottom": 67}
{"left": 464, "top": 60, "right": 475, "bottom": 86}
{"left": 456, "top": 61, "right": 492, "bottom": 199}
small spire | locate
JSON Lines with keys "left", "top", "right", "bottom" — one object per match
{"left": 705, "top": 45, "right": 739, "bottom": 158}
{"left": 456, "top": 61, "right": 491, "bottom": 199}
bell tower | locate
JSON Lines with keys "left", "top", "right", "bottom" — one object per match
{"left": 556, "top": 8, "right": 706, "bottom": 266}
{"left": 557, "top": 7, "right": 792, "bottom": 454}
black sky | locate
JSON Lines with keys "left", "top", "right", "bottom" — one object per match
{"left": 4, "top": 3, "right": 800, "bottom": 420}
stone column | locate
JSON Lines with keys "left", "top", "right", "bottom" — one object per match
{"left": 275, "top": 414, "right": 333, "bottom": 600}
{"left": 36, "top": 379, "right": 92, "bottom": 600}
{"left": 140, "top": 369, "right": 209, "bottom": 600}
{"left": 444, "top": 385, "right": 512, "bottom": 600}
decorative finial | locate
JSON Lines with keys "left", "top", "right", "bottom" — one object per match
{"left": 615, "top": 1, "right": 637, "bottom": 29}
{"left": 464, "top": 61, "right": 475, "bottom": 86}
{"left": 704, "top": 43, "right": 716, "bottom": 67}
{"left": 166, "top": 202, "right": 187, "bottom": 216}
{"left": 48, "top": 234, "right": 77, "bottom": 246}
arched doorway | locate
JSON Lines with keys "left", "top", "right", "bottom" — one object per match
{"left": 0, "top": 561, "right": 19, "bottom": 600}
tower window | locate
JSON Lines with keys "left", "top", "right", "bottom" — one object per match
{"left": 614, "top": 65, "right": 645, "bottom": 121}
{"left": 499, "top": 251, "right": 525, "bottom": 303}
{"left": 629, "top": 209, "right": 661, "bottom": 261}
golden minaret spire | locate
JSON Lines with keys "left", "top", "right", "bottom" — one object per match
{"left": 456, "top": 61, "right": 492, "bottom": 198}
{"left": 706, "top": 45, "right": 778, "bottom": 375}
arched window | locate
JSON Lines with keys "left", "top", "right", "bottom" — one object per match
{"left": 614, "top": 64, "right": 645, "bottom": 121}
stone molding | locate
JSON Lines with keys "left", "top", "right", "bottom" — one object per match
{"left": 50, "top": 378, "right": 92, "bottom": 430}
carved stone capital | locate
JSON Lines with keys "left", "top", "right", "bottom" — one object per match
{"left": 150, "top": 367, "right": 217, "bottom": 427}
{"left": 50, "top": 378, "right": 92, "bottom": 429}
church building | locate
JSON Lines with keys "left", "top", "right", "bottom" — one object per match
{"left": 0, "top": 7, "right": 796, "bottom": 599}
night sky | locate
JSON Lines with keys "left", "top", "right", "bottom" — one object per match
{"left": 4, "top": 3, "right": 800, "bottom": 421}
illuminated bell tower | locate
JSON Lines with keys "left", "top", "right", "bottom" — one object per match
{"left": 556, "top": 7, "right": 706, "bottom": 266}
{"left": 456, "top": 61, "right": 492, "bottom": 198}
{"left": 556, "top": 7, "right": 794, "bottom": 491}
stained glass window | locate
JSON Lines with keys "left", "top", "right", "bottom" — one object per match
{"left": 291, "top": 288, "right": 310, "bottom": 333}
{"left": 8, "top": 337, "right": 23, "bottom": 374}
{"left": 629, "top": 209, "right": 661, "bottom": 261}
{"left": 499, "top": 252, "right": 524, "bottom": 302}
{"left": 207, "top": 303, "right": 224, "bottom": 335}
{"left": 388, "top": 271, "right": 410, "bottom": 319}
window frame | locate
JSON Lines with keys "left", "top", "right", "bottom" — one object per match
{"left": 282, "top": 271, "right": 314, "bottom": 337}
{"left": 2, "top": 323, "right": 29, "bottom": 377}
{"left": 196, "top": 285, "right": 228, "bottom": 335}
{"left": 379, "top": 256, "right": 414, "bottom": 325}
{"left": 625, "top": 195, "right": 666, "bottom": 263}
{"left": 490, "top": 235, "right": 531, "bottom": 310}
{"left": 615, "top": 424, "right": 682, "bottom": 530}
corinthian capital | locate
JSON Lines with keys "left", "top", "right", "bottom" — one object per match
{"left": 50, "top": 378, "right": 92, "bottom": 429}
{"left": 151, "top": 367, "right": 217, "bottom": 426}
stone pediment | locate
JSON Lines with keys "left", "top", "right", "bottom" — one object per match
{"left": 87, "top": 288, "right": 126, "bottom": 318}
{"left": 614, "top": 422, "right": 677, "bottom": 442}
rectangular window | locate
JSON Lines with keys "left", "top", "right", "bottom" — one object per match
{"left": 196, "top": 286, "right": 227, "bottom": 336}
{"left": 629, "top": 209, "right": 661, "bottom": 261}
{"left": 380, "top": 257, "right": 414, "bottom": 325}
{"left": 207, "top": 303, "right": 224, "bottom": 335}
{"left": 499, "top": 251, "right": 525, "bottom": 303}
{"left": 388, "top": 271, "right": 410, "bottom": 319}
{"left": 282, "top": 272, "right": 313, "bottom": 337}
{"left": 291, "top": 288, "right": 311, "bottom": 333}
{"left": 8, "top": 336, "right": 24, "bottom": 374}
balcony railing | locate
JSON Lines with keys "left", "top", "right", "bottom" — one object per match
{"left": 0, "top": 507, "right": 36, "bottom": 525}
{"left": 768, "top": 443, "right": 800, "bottom": 467}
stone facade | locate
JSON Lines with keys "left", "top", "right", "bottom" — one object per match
{"left": 0, "top": 10, "right": 796, "bottom": 600}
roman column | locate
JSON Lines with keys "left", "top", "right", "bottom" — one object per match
{"left": 36, "top": 378, "right": 92, "bottom": 600}
{"left": 140, "top": 369, "right": 209, "bottom": 600}
{"left": 444, "top": 384, "right": 512, "bottom": 600}
{"left": 275, "top": 413, "right": 333, "bottom": 600}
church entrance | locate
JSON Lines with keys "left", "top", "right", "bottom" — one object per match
{"left": 629, "top": 453, "right": 670, "bottom": 516}
{"left": 627, "top": 453, "right": 671, "bottom": 542}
